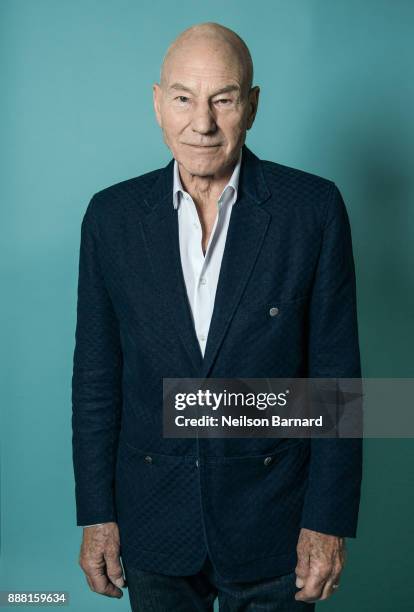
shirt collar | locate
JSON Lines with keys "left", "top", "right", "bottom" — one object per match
{"left": 172, "top": 147, "right": 243, "bottom": 210}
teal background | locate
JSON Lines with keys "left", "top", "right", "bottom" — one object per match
{"left": 1, "top": 1, "right": 414, "bottom": 610}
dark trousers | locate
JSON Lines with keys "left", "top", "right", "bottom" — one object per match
{"left": 123, "top": 555, "right": 315, "bottom": 611}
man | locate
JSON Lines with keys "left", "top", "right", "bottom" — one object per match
{"left": 72, "top": 22, "right": 362, "bottom": 611}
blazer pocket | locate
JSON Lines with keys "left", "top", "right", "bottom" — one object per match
{"left": 237, "top": 294, "right": 310, "bottom": 317}
{"left": 115, "top": 442, "right": 200, "bottom": 555}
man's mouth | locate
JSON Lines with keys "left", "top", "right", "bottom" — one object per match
{"left": 184, "top": 144, "right": 221, "bottom": 148}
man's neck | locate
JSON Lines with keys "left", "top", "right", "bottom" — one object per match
{"left": 177, "top": 160, "right": 237, "bottom": 210}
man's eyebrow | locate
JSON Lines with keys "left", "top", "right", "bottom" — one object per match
{"left": 168, "top": 83, "right": 241, "bottom": 96}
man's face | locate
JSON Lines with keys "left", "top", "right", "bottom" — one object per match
{"left": 153, "top": 40, "right": 259, "bottom": 177}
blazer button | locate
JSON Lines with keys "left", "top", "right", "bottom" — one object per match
{"left": 264, "top": 456, "right": 273, "bottom": 466}
{"left": 144, "top": 455, "right": 153, "bottom": 464}
{"left": 269, "top": 307, "right": 279, "bottom": 317}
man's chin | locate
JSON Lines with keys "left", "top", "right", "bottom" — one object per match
{"left": 178, "top": 158, "right": 223, "bottom": 178}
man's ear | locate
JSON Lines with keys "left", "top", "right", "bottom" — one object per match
{"left": 153, "top": 83, "right": 163, "bottom": 128}
{"left": 246, "top": 86, "right": 260, "bottom": 130}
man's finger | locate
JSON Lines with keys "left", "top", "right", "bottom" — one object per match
{"left": 87, "top": 570, "right": 123, "bottom": 598}
{"left": 319, "top": 555, "right": 343, "bottom": 600}
{"left": 295, "top": 550, "right": 310, "bottom": 587}
{"left": 319, "top": 574, "right": 341, "bottom": 601}
{"left": 294, "top": 569, "right": 330, "bottom": 603}
{"left": 84, "top": 575, "right": 94, "bottom": 591}
{"left": 105, "top": 553, "right": 125, "bottom": 588}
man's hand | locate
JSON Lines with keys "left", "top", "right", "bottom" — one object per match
{"left": 294, "top": 527, "right": 346, "bottom": 603}
{"left": 79, "top": 522, "right": 125, "bottom": 598}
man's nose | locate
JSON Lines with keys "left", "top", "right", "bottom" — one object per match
{"left": 191, "top": 103, "right": 217, "bottom": 134}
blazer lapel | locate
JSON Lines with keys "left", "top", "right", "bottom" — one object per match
{"left": 140, "top": 144, "right": 272, "bottom": 376}
{"left": 201, "top": 146, "right": 272, "bottom": 377}
{"left": 141, "top": 162, "right": 204, "bottom": 373}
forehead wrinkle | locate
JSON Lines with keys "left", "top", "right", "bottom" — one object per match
{"left": 165, "top": 60, "right": 243, "bottom": 91}
{"left": 163, "top": 65, "right": 244, "bottom": 100}
{"left": 167, "top": 82, "right": 242, "bottom": 99}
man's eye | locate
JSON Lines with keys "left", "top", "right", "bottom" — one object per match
{"left": 176, "top": 96, "right": 189, "bottom": 103}
{"left": 215, "top": 99, "right": 232, "bottom": 105}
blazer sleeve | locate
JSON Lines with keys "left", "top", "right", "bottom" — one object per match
{"left": 71, "top": 195, "right": 123, "bottom": 526}
{"left": 300, "top": 183, "right": 363, "bottom": 538}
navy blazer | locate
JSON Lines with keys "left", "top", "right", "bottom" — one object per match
{"left": 72, "top": 144, "right": 363, "bottom": 581}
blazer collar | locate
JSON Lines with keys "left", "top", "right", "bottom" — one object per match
{"left": 144, "top": 143, "right": 271, "bottom": 213}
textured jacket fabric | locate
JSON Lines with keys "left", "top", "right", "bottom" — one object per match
{"left": 71, "top": 144, "right": 363, "bottom": 581}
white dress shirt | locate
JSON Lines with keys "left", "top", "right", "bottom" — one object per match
{"left": 173, "top": 147, "right": 242, "bottom": 357}
{"left": 81, "top": 148, "right": 242, "bottom": 527}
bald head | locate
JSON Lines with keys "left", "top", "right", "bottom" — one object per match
{"left": 160, "top": 22, "right": 253, "bottom": 98}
